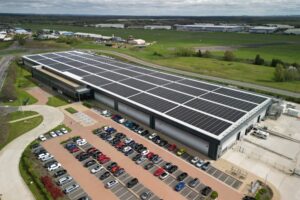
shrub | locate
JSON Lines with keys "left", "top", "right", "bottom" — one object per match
{"left": 82, "top": 101, "right": 92, "bottom": 108}
{"left": 274, "top": 64, "right": 285, "bottom": 82}
{"left": 224, "top": 51, "right": 235, "bottom": 61}
{"left": 254, "top": 54, "right": 265, "bottom": 65}
{"left": 210, "top": 191, "right": 218, "bottom": 199}
{"left": 174, "top": 47, "right": 195, "bottom": 57}
{"left": 195, "top": 50, "right": 202, "bottom": 57}
{"left": 153, "top": 51, "right": 163, "bottom": 56}
{"left": 41, "top": 175, "right": 63, "bottom": 199}
{"left": 65, "top": 107, "right": 78, "bottom": 114}
{"left": 202, "top": 50, "right": 212, "bottom": 58}
{"left": 271, "top": 58, "right": 284, "bottom": 67}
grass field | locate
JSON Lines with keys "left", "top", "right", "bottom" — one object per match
{"left": 0, "top": 116, "right": 43, "bottom": 150}
{"left": 8, "top": 111, "right": 39, "bottom": 121}
{"left": 0, "top": 41, "right": 13, "bottom": 50}
{"left": 46, "top": 95, "right": 69, "bottom": 107}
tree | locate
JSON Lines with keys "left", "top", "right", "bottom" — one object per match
{"left": 203, "top": 50, "right": 212, "bottom": 58}
{"left": 195, "top": 50, "right": 202, "bottom": 57}
{"left": 210, "top": 191, "right": 219, "bottom": 199}
{"left": 14, "top": 34, "right": 27, "bottom": 46}
{"left": 271, "top": 58, "right": 283, "bottom": 67}
{"left": 274, "top": 64, "right": 286, "bottom": 82}
{"left": 224, "top": 51, "right": 235, "bottom": 61}
{"left": 254, "top": 54, "right": 265, "bottom": 65}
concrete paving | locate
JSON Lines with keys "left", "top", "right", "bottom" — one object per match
{"left": 0, "top": 105, "right": 64, "bottom": 200}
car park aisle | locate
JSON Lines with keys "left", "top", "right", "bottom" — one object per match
{"left": 42, "top": 139, "right": 118, "bottom": 200}
{"left": 85, "top": 109, "right": 243, "bottom": 200}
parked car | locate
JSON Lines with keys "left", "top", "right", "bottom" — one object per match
{"left": 105, "top": 180, "right": 119, "bottom": 189}
{"left": 61, "top": 128, "right": 68, "bottom": 134}
{"left": 167, "top": 144, "right": 177, "bottom": 151}
{"left": 144, "top": 163, "right": 154, "bottom": 170}
{"left": 176, "top": 148, "right": 186, "bottom": 156}
{"left": 113, "top": 168, "right": 125, "bottom": 177}
{"left": 177, "top": 172, "right": 188, "bottom": 181}
{"left": 39, "top": 134, "right": 47, "bottom": 141}
{"left": 190, "top": 156, "right": 199, "bottom": 164}
{"left": 195, "top": 160, "right": 205, "bottom": 168}
{"left": 41, "top": 154, "right": 54, "bottom": 162}
{"left": 140, "top": 191, "right": 152, "bottom": 200}
{"left": 159, "top": 140, "right": 168, "bottom": 147}
{"left": 132, "top": 154, "right": 142, "bottom": 161}
{"left": 76, "top": 138, "right": 87, "bottom": 146}
{"left": 140, "top": 130, "right": 149, "bottom": 136}
{"left": 50, "top": 131, "right": 57, "bottom": 138}
{"left": 175, "top": 182, "right": 185, "bottom": 192}
{"left": 201, "top": 186, "right": 212, "bottom": 196}
{"left": 135, "top": 156, "right": 147, "bottom": 165}
{"left": 91, "top": 165, "right": 103, "bottom": 174}
{"left": 167, "top": 165, "right": 178, "bottom": 174}
{"left": 124, "top": 149, "right": 134, "bottom": 156}
{"left": 188, "top": 178, "right": 200, "bottom": 188}
{"left": 100, "top": 171, "right": 111, "bottom": 180}
{"left": 122, "top": 146, "right": 132, "bottom": 153}
{"left": 57, "top": 176, "right": 73, "bottom": 186}
{"left": 63, "top": 184, "right": 79, "bottom": 194}
{"left": 83, "top": 159, "right": 95, "bottom": 167}
{"left": 38, "top": 152, "right": 50, "bottom": 159}
{"left": 54, "top": 169, "right": 67, "bottom": 178}
{"left": 127, "top": 178, "right": 139, "bottom": 188}
{"left": 48, "top": 163, "right": 61, "bottom": 171}
{"left": 154, "top": 168, "right": 165, "bottom": 176}
{"left": 148, "top": 133, "right": 157, "bottom": 140}
{"left": 107, "top": 162, "right": 118, "bottom": 171}
{"left": 141, "top": 149, "right": 150, "bottom": 156}
{"left": 124, "top": 138, "right": 133, "bottom": 144}
{"left": 159, "top": 172, "right": 169, "bottom": 180}
{"left": 101, "top": 110, "right": 112, "bottom": 117}
{"left": 201, "top": 161, "right": 211, "bottom": 171}
{"left": 163, "top": 162, "right": 172, "bottom": 170}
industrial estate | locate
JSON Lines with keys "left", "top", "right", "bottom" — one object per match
{"left": 0, "top": 12, "right": 300, "bottom": 200}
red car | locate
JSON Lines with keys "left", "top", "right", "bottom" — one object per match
{"left": 115, "top": 141, "right": 125, "bottom": 149}
{"left": 111, "top": 166, "right": 120, "bottom": 173}
{"left": 168, "top": 144, "right": 177, "bottom": 151}
{"left": 100, "top": 157, "right": 110, "bottom": 164}
{"left": 97, "top": 154, "right": 107, "bottom": 161}
{"left": 146, "top": 152, "right": 154, "bottom": 160}
{"left": 154, "top": 168, "right": 165, "bottom": 176}
{"left": 70, "top": 147, "right": 80, "bottom": 153}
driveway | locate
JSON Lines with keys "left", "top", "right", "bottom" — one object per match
{"left": 0, "top": 105, "right": 64, "bottom": 200}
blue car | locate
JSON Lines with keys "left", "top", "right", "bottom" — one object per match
{"left": 175, "top": 182, "right": 185, "bottom": 192}
{"left": 124, "top": 121, "right": 134, "bottom": 128}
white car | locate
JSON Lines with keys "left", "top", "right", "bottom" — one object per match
{"left": 63, "top": 184, "right": 79, "bottom": 194}
{"left": 122, "top": 146, "right": 132, "bottom": 153}
{"left": 195, "top": 160, "right": 205, "bottom": 168}
{"left": 39, "top": 134, "right": 47, "bottom": 141}
{"left": 148, "top": 133, "right": 157, "bottom": 140}
{"left": 190, "top": 156, "right": 199, "bottom": 164}
{"left": 90, "top": 165, "right": 103, "bottom": 174}
{"left": 124, "top": 138, "right": 133, "bottom": 144}
{"left": 56, "top": 130, "right": 63, "bottom": 136}
{"left": 105, "top": 180, "right": 119, "bottom": 189}
{"left": 57, "top": 176, "right": 73, "bottom": 186}
{"left": 101, "top": 110, "right": 112, "bottom": 117}
{"left": 135, "top": 156, "right": 147, "bottom": 164}
{"left": 159, "top": 171, "right": 169, "bottom": 180}
{"left": 76, "top": 139, "right": 87, "bottom": 146}
{"left": 38, "top": 152, "right": 50, "bottom": 159}
{"left": 41, "top": 155, "right": 54, "bottom": 162}
{"left": 103, "top": 126, "right": 110, "bottom": 131}
{"left": 61, "top": 128, "right": 68, "bottom": 134}
{"left": 118, "top": 118, "right": 126, "bottom": 124}
{"left": 50, "top": 131, "right": 57, "bottom": 138}
{"left": 141, "top": 149, "right": 150, "bottom": 156}
{"left": 48, "top": 163, "right": 61, "bottom": 171}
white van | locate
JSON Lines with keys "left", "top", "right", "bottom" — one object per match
{"left": 252, "top": 130, "right": 269, "bottom": 139}
{"left": 57, "top": 176, "right": 73, "bottom": 186}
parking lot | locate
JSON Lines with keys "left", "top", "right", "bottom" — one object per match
{"left": 41, "top": 105, "right": 243, "bottom": 200}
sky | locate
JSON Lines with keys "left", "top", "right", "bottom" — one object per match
{"left": 0, "top": 0, "right": 300, "bottom": 16}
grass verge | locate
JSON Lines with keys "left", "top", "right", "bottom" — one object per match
{"left": 65, "top": 107, "right": 78, "bottom": 114}
{"left": 46, "top": 96, "right": 69, "bottom": 107}
{"left": 0, "top": 116, "right": 43, "bottom": 150}
{"left": 8, "top": 111, "right": 39, "bottom": 121}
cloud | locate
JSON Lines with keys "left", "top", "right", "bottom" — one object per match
{"left": 0, "top": 0, "right": 299, "bottom": 15}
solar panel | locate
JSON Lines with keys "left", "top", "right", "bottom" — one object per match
{"left": 214, "top": 88, "right": 266, "bottom": 104}
{"left": 97, "top": 71, "right": 128, "bottom": 81}
{"left": 164, "top": 83, "right": 207, "bottom": 96}
{"left": 178, "top": 79, "right": 220, "bottom": 91}
{"left": 102, "top": 83, "right": 140, "bottom": 98}
{"left": 150, "top": 72, "right": 183, "bottom": 81}
{"left": 185, "top": 98, "right": 245, "bottom": 122}
{"left": 65, "top": 61, "right": 86, "bottom": 68}
{"left": 83, "top": 75, "right": 112, "bottom": 86}
{"left": 130, "top": 67, "right": 154, "bottom": 74}
{"left": 65, "top": 68, "right": 90, "bottom": 77}
{"left": 114, "top": 69, "right": 143, "bottom": 77}
{"left": 38, "top": 59, "right": 58, "bottom": 65}
{"left": 130, "top": 93, "right": 177, "bottom": 113}
{"left": 148, "top": 87, "right": 193, "bottom": 104}
{"left": 48, "top": 63, "right": 73, "bottom": 71}
{"left": 137, "top": 75, "right": 171, "bottom": 85}
{"left": 92, "top": 63, "right": 120, "bottom": 71}
{"left": 166, "top": 106, "right": 231, "bottom": 135}
{"left": 121, "top": 79, "right": 156, "bottom": 91}
{"left": 81, "top": 66, "right": 107, "bottom": 73}
{"left": 41, "top": 53, "right": 60, "bottom": 59}
{"left": 51, "top": 57, "right": 74, "bottom": 63}
{"left": 201, "top": 92, "right": 257, "bottom": 112}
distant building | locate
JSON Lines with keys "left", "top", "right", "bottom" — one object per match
{"left": 15, "top": 28, "right": 31, "bottom": 35}
{"left": 249, "top": 26, "right": 278, "bottom": 34}
{"left": 0, "top": 33, "right": 6, "bottom": 41}
{"left": 266, "top": 24, "right": 295, "bottom": 29}
{"left": 284, "top": 28, "right": 300, "bottom": 35}
{"left": 74, "top": 32, "right": 103, "bottom": 39}
{"left": 128, "top": 39, "right": 146, "bottom": 45}
{"left": 175, "top": 24, "right": 244, "bottom": 32}
{"left": 58, "top": 31, "right": 74, "bottom": 36}
{"left": 94, "top": 24, "right": 125, "bottom": 29}
{"left": 37, "top": 34, "right": 59, "bottom": 40}
{"left": 144, "top": 25, "right": 172, "bottom": 30}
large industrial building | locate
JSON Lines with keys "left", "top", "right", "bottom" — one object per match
{"left": 22, "top": 51, "right": 272, "bottom": 159}
{"left": 175, "top": 24, "right": 244, "bottom": 32}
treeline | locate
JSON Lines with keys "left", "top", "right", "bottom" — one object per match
{"left": 0, "top": 63, "right": 17, "bottom": 102}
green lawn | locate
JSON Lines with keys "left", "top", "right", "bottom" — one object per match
{"left": 0, "top": 41, "right": 13, "bottom": 50}
{"left": 46, "top": 96, "right": 69, "bottom": 107}
{"left": 0, "top": 116, "right": 43, "bottom": 150}
{"left": 8, "top": 111, "right": 39, "bottom": 121}
{"left": 65, "top": 107, "right": 78, "bottom": 114}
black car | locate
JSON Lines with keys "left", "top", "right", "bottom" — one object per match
{"left": 77, "top": 154, "right": 90, "bottom": 161}
{"left": 132, "top": 154, "right": 142, "bottom": 161}
{"left": 115, "top": 132, "right": 126, "bottom": 139}
{"left": 107, "top": 162, "right": 118, "bottom": 171}
{"left": 137, "top": 146, "right": 147, "bottom": 154}
{"left": 91, "top": 151, "right": 102, "bottom": 159}
{"left": 201, "top": 186, "right": 212, "bottom": 196}
{"left": 125, "top": 149, "right": 134, "bottom": 156}
{"left": 152, "top": 135, "right": 160, "bottom": 143}
{"left": 140, "top": 130, "right": 149, "bottom": 136}
{"left": 44, "top": 160, "right": 57, "bottom": 168}
{"left": 84, "top": 160, "right": 96, "bottom": 167}
{"left": 54, "top": 169, "right": 67, "bottom": 178}
{"left": 243, "top": 196, "right": 256, "bottom": 200}
{"left": 99, "top": 171, "right": 110, "bottom": 180}
{"left": 177, "top": 172, "right": 188, "bottom": 181}
{"left": 128, "top": 140, "right": 136, "bottom": 147}
{"left": 77, "top": 196, "right": 89, "bottom": 200}
{"left": 127, "top": 178, "right": 139, "bottom": 188}
{"left": 159, "top": 140, "right": 168, "bottom": 147}
{"left": 167, "top": 165, "right": 178, "bottom": 174}
{"left": 113, "top": 168, "right": 125, "bottom": 177}
{"left": 144, "top": 163, "right": 154, "bottom": 170}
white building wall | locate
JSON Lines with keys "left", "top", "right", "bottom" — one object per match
{"left": 118, "top": 102, "right": 150, "bottom": 125}
{"left": 94, "top": 92, "right": 114, "bottom": 108}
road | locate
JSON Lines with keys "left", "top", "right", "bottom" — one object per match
{"left": 0, "top": 105, "right": 64, "bottom": 200}
{"left": 0, "top": 56, "right": 14, "bottom": 90}
{"left": 96, "top": 50, "right": 300, "bottom": 99}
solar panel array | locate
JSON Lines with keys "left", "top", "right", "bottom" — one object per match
{"left": 25, "top": 51, "right": 268, "bottom": 137}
